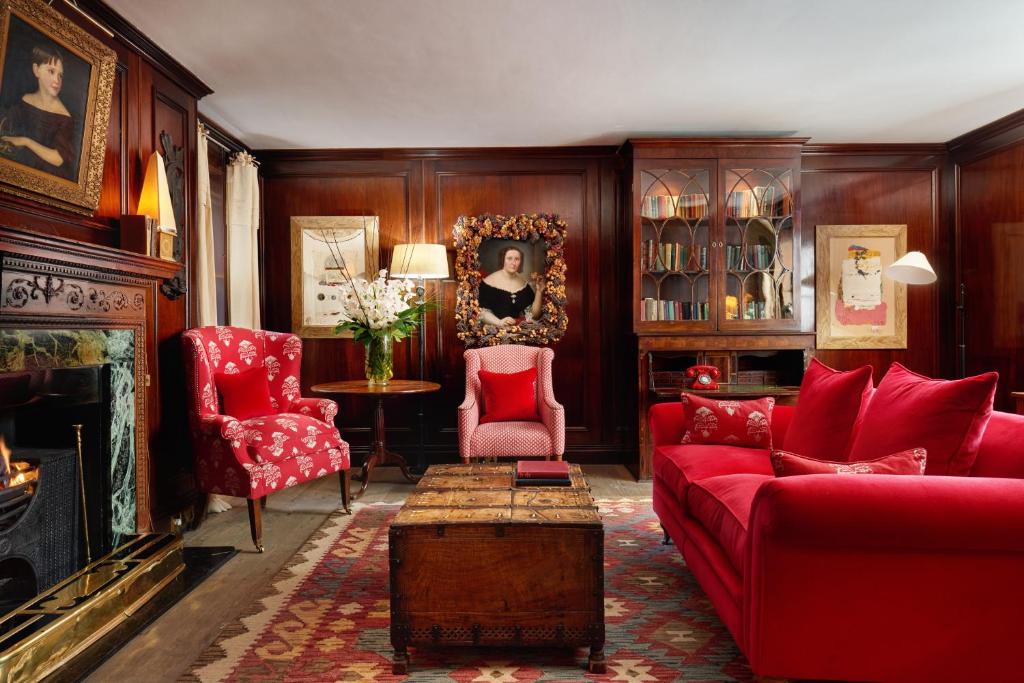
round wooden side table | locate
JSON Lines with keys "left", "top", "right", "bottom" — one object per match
{"left": 311, "top": 379, "right": 441, "bottom": 497}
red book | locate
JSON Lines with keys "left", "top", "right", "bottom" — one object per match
{"left": 516, "top": 460, "right": 570, "bottom": 480}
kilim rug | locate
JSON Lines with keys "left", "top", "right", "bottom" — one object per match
{"left": 181, "top": 501, "right": 752, "bottom": 682}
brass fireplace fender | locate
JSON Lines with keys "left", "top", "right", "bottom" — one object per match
{"left": 0, "top": 533, "right": 184, "bottom": 682}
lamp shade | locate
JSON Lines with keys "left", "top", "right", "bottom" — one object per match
{"left": 390, "top": 243, "right": 449, "bottom": 279}
{"left": 886, "top": 251, "right": 936, "bottom": 284}
{"left": 136, "top": 151, "right": 177, "bottom": 233}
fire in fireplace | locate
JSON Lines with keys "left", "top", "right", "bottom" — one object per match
{"left": 0, "top": 436, "right": 41, "bottom": 532}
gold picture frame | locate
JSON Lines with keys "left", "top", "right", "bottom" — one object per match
{"left": 0, "top": 0, "right": 115, "bottom": 214}
{"left": 815, "top": 224, "right": 907, "bottom": 349}
{"left": 290, "top": 215, "right": 380, "bottom": 338}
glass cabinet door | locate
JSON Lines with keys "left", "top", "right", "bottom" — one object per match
{"left": 721, "top": 164, "right": 798, "bottom": 326}
{"left": 637, "top": 165, "right": 714, "bottom": 328}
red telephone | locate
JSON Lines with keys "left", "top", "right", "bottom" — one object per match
{"left": 685, "top": 364, "right": 720, "bottom": 390}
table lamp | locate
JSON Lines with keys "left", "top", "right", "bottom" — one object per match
{"left": 390, "top": 243, "right": 450, "bottom": 473}
{"left": 121, "top": 151, "right": 178, "bottom": 260}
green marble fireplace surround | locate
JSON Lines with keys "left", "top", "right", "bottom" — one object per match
{"left": 0, "top": 328, "right": 137, "bottom": 543}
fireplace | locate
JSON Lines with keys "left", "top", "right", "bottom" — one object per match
{"left": 0, "top": 438, "right": 77, "bottom": 613}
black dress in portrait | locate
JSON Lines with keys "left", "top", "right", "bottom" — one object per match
{"left": 2, "top": 99, "right": 76, "bottom": 180}
{"left": 478, "top": 281, "right": 535, "bottom": 320}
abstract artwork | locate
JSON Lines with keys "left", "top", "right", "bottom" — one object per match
{"left": 816, "top": 224, "right": 907, "bottom": 349}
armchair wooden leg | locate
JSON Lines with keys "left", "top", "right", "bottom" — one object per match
{"left": 247, "top": 499, "right": 264, "bottom": 553}
{"left": 340, "top": 469, "right": 352, "bottom": 514}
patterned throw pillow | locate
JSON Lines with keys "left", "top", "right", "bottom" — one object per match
{"left": 680, "top": 393, "right": 775, "bottom": 448}
{"left": 771, "top": 447, "right": 927, "bottom": 476}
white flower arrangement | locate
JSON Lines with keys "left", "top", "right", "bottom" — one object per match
{"left": 336, "top": 269, "right": 419, "bottom": 335}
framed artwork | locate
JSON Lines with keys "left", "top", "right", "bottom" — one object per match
{"left": 815, "top": 224, "right": 907, "bottom": 349}
{"left": 453, "top": 213, "right": 568, "bottom": 347}
{"left": 0, "top": 0, "right": 115, "bottom": 213}
{"left": 290, "top": 215, "right": 380, "bottom": 338}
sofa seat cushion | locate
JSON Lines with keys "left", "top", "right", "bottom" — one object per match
{"left": 240, "top": 413, "right": 345, "bottom": 462}
{"left": 469, "top": 421, "right": 553, "bottom": 458}
{"left": 687, "top": 474, "right": 772, "bottom": 573}
{"left": 654, "top": 444, "right": 773, "bottom": 501}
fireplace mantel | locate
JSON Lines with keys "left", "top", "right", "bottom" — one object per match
{"left": 0, "top": 226, "right": 181, "bottom": 532}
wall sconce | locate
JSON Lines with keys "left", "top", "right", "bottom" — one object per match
{"left": 120, "top": 151, "right": 178, "bottom": 261}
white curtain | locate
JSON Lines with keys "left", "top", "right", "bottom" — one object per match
{"left": 227, "top": 152, "right": 261, "bottom": 328}
{"left": 195, "top": 124, "right": 218, "bottom": 326}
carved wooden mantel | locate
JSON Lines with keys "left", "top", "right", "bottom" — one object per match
{"left": 0, "top": 226, "right": 180, "bottom": 532}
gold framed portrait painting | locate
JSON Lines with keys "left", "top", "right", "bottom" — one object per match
{"left": 0, "top": 0, "right": 115, "bottom": 213}
{"left": 815, "top": 224, "right": 908, "bottom": 349}
{"left": 290, "top": 215, "right": 380, "bottom": 338}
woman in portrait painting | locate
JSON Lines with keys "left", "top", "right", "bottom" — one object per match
{"left": 1, "top": 43, "right": 75, "bottom": 180}
{"left": 478, "top": 245, "right": 544, "bottom": 327}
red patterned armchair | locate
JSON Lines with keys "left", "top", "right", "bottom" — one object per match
{"left": 458, "top": 345, "right": 565, "bottom": 462}
{"left": 182, "top": 326, "right": 351, "bottom": 552}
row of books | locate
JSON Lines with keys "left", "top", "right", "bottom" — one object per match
{"left": 725, "top": 186, "right": 792, "bottom": 219}
{"left": 641, "top": 240, "right": 708, "bottom": 272}
{"left": 641, "top": 298, "right": 710, "bottom": 321}
{"left": 725, "top": 301, "right": 772, "bottom": 320}
{"left": 641, "top": 193, "right": 708, "bottom": 220}
{"left": 725, "top": 244, "right": 775, "bottom": 270}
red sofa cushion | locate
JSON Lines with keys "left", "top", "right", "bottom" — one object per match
{"left": 680, "top": 393, "right": 775, "bottom": 448}
{"left": 479, "top": 368, "right": 540, "bottom": 424}
{"left": 687, "top": 474, "right": 772, "bottom": 572}
{"left": 771, "top": 448, "right": 927, "bottom": 476}
{"left": 783, "top": 358, "right": 873, "bottom": 461}
{"left": 215, "top": 366, "right": 274, "bottom": 420}
{"left": 654, "top": 444, "right": 774, "bottom": 501}
{"left": 848, "top": 363, "right": 998, "bottom": 476}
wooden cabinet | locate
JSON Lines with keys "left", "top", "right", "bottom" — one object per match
{"left": 623, "top": 139, "right": 814, "bottom": 479}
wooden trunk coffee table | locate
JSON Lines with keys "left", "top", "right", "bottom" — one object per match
{"left": 388, "top": 463, "right": 605, "bottom": 674}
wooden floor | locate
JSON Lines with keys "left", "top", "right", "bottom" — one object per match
{"left": 86, "top": 464, "right": 652, "bottom": 682}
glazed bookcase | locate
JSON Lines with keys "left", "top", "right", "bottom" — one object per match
{"left": 623, "top": 138, "right": 815, "bottom": 479}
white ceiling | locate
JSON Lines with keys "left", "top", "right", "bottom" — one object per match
{"left": 105, "top": 0, "right": 1024, "bottom": 149}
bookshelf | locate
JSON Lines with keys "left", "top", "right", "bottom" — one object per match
{"left": 623, "top": 138, "right": 815, "bottom": 479}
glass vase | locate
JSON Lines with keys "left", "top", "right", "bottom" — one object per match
{"left": 364, "top": 335, "right": 394, "bottom": 386}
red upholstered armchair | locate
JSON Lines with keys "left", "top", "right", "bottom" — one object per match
{"left": 458, "top": 345, "right": 565, "bottom": 462}
{"left": 182, "top": 326, "right": 351, "bottom": 552}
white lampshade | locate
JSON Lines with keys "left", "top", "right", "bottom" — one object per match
{"left": 886, "top": 251, "right": 936, "bottom": 285}
{"left": 136, "top": 151, "right": 177, "bottom": 233}
{"left": 390, "top": 243, "right": 449, "bottom": 279}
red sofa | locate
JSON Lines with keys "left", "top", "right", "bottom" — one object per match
{"left": 651, "top": 401, "right": 1024, "bottom": 683}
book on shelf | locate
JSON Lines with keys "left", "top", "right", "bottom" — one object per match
{"left": 641, "top": 240, "right": 706, "bottom": 272}
{"left": 725, "top": 185, "right": 792, "bottom": 219}
{"left": 725, "top": 244, "right": 773, "bottom": 270}
{"left": 641, "top": 298, "right": 710, "bottom": 321}
{"left": 641, "top": 193, "right": 708, "bottom": 220}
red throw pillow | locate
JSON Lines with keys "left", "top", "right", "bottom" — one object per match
{"left": 680, "top": 393, "right": 775, "bottom": 448}
{"left": 771, "top": 447, "right": 927, "bottom": 476}
{"left": 479, "top": 368, "right": 540, "bottom": 424}
{"left": 215, "top": 366, "right": 275, "bottom": 420}
{"left": 847, "top": 363, "right": 998, "bottom": 476}
{"left": 784, "top": 358, "right": 874, "bottom": 460}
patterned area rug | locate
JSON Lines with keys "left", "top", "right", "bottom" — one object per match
{"left": 181, "top": 501, "right": 752, "bottom": 682}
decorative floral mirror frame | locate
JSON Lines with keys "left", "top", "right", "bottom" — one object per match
{"left": 453, "top": 213, "right": 568, "bottom": 347}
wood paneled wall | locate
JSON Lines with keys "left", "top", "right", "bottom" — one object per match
{"left": 259, "top": 149, "right": 632, "bottom": 462}
{"left": 0, "top": 0, "right": 211, "bottom": 526}
{"left": 950, "top": 110, "right": 1024, "bottom": 410}
{"left": 801, "top": 145, "right": 950, "bottom": 383}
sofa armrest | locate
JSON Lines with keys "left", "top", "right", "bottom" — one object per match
{"left": 649, "top": 401, "right": 685, "bottom": 446}
{"left": 743, "top": 474, "right": 1024, "bottom": 681}
{"left": 750, "top": 474, "right": 1024, "bottom": 553}
{"left": 457, "top": 391, "right": 479, "bottom": 461}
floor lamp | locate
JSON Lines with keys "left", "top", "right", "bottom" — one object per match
{"left": 390, "top": 243, "right": 450, "bottom": 473}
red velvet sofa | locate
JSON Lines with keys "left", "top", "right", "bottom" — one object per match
{"left": 651, "top": 401, "right": 1024, "bottom": 683}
